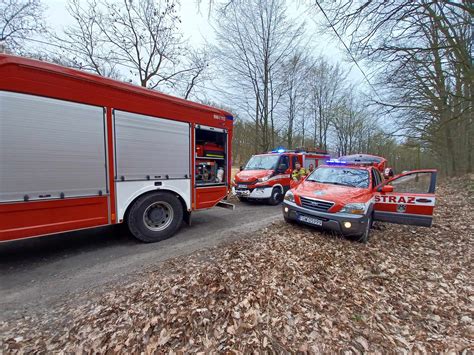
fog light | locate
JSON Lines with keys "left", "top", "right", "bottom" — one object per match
{"left": 284, "top": 207, "right": 289, "bottom": 213}
{"left": 343, "top": 221, "right": 352, "bottom": 229}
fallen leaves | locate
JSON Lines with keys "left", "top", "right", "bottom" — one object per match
{"left": 1, "top": 177, "right": 473, "bottom": 353}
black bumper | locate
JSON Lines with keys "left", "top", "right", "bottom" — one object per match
{"left": 282, "top": 201, "right": 369, "bottom": 236}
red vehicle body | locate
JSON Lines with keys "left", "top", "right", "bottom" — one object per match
{"left": 283, "top": 160, "right": 437, "bottom": 242}
{"left": 0, "top": 55, "right": 233, "bottom": 243}
{"left": 233, "top": 149, "right": 330, "bottom": 204}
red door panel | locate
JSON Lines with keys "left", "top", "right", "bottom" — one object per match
{"left": 374, "top": 170, "right": 437, "bottom": 227}
{"left": 195, "top": 186, "right": 228, "bottom": 209}
{"left": 0, "top": 197, "right": 109, "bottom": 241}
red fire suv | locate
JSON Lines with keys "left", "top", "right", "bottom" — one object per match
{"left": 233, "top": 149, "right": 330, "bottom": 205}
{"left": 282, "top": 160, "right": 437, "bottom": 242}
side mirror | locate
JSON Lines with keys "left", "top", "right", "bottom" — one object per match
{"left": 239, "top": 165, "right": 244, "bottom": 171}
{"left": 378, "top": 185, "right": 394, "bottom": 193}
{"left": 277, "top": 164, "right": 287, "bottom": 173}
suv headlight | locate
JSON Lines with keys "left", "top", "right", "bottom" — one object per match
{"left": 340, "top": 203, "right": 367, "bottom": 215}
{"left": 257, "top": 175, "right": 271, "bottom": 182}
{"left": 284, "top": 190, "right": 295, "bottom": 203}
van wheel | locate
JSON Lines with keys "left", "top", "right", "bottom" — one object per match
{"left": 238, "top": 196, "right": 249, "bottom": 202}
{"left": 268, "top": 187, "right": 283, "bottom": 205}
{"left": 128, "top": 192, "right": 183, "bottom": 243}
{"left": 357, "top": 215, "right": 372, "bottom": 244}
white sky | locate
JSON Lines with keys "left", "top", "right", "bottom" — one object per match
{"left": 40, "top": 0, "right": 367, "bottom": 111}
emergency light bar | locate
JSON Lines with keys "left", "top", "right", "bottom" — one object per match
{"left": 269, "top": 147, "right": 287, "bottom": 153}
{"left": 326, "top": 159, "right": 374, "bottom": 166}
{"left": 326, "top": 159, "right": 348, "bottom": 165}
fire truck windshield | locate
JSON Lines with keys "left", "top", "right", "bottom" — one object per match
{"left": 307, "top": 167, "right": 370, "bottom": 188}
{"left": 244, "top": 155, "right": 280, "bottom": 170}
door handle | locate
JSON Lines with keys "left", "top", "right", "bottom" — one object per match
{"left": 416, "top": 198, "right": 431, "bottom": 203}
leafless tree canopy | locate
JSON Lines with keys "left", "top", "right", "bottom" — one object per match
{"left": 322, "top": 0, "right": 473, "bottom": 175}
{"left": 48, "top": 0, "right": 209, "bottom": 96}
{"left": 0, "top": 0, "right": 46, "bottom": 52}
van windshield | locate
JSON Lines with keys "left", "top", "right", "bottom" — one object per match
{"left": 307, "top": 167, "right": 370, "bottom": 188}
{"left": 244, "top": 155, "right": 279, "bottom": 170}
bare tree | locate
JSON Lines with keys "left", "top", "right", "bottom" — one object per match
{"left": 307, "top": 57, "right": 347, "bottom": 151}
{"left": 0, "top": 0, "right": 45, "bottom": 53}
{"left": 323, "top": 0, "right": 473, "bottom": 175}
{"left": 281, "top": 51, "right": 313, "bottom": 149}
{"left": 213, "top": 0, "right": 305, "bottom": 152}
{"left": 55, "top": 0, "right": 208, "bottom": 92}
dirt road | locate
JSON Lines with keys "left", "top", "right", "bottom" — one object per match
{"left": 0, "top": 201, "right": 281, "bottom": 321}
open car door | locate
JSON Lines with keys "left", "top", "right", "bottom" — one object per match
{"left": 374, "top": 169, "right": 437, "bottom": 227}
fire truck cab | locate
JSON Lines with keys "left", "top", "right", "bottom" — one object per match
{"left": 233, "top": 149, "right": 330, "bottom": 205}
{"left": 0, "top": 55, "right": 233, "bottom": 243}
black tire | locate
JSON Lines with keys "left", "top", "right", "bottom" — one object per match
{"left": 284, "top": 216, "right": 295, "bottom": 224}
{"left": 357, "top": 214, "right": 372, "bottom": 244}
{"left": 238, "top": 196, "right": 249, "bottom": 202}
{"left": 127, "top": 191, "right": 183, "bottom": 243}
{"left": 268, "top": 187, "right": 283, "bottom": 205}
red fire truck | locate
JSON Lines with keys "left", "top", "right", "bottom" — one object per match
{"left": 0, "top": 55, "right": 233, "bottom": 243}
{"left": 233, "top": 149, "right": 330, "bottom": 204}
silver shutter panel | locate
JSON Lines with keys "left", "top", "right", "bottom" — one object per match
{"left": 0, "top": 91, "right": 107, "bottom": 202}
{"left": 114, "top": 110, "right": 190, "bottom": 180}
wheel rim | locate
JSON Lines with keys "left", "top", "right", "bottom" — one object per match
{"left": 143, "top": 201, "right": 174, "bottom": 231}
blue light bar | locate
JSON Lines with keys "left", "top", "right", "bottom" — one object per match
{"left": 326, "top": 159, "right": 348, "bottom": 165}
{"left": 270, "top": 146, "right": 286, "bottom": 153}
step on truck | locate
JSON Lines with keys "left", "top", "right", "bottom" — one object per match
{"left": 233, "top": 148, "right": 331, "bottom": 205}
{"left": 0, "top": 55, "right": 233, "bottom": 243}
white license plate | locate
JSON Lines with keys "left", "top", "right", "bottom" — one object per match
{"left": 298, "top": 215, "right": 323, "bottom": 226}
{"left": 238, "top": 184, "right": 247, "bottom": 188}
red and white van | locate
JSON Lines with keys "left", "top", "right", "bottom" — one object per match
{"left": 233, "top": 149, "right": 330, "bottom": 204}
{"left": 282, "top": 160, "right": 437, "bottom": 242}
{"left": 0, "top": 55, "right": 233, "bottom": 243}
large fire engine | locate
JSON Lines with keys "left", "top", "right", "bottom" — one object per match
{"left": 233, "top": 149, "right": 330, "bottom": 204}
{"left": 283, "top": 159, "right": 437, "bottom": 243}
{"left": 0, "top": 55, "right": 233, "bottom": 243}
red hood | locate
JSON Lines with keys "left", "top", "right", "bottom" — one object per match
{"left": 235, "top": 169, "right": 273, "bottom": 182}
{"left": 295, "top": 181, "right": 372, "bottom": 211}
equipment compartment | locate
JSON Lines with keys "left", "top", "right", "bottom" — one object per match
{"left": 195, "top": 126, "right": 227, "bottom": 186}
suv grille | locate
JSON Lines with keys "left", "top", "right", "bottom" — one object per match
{"left": 300, "top": 197, "right": 334, "bottom": 212}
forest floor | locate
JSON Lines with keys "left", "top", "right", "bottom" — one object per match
{"left": 1, "top": 176, "right": 473, "bottom": 353}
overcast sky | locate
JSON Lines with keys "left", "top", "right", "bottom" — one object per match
{"left": 39, "top": 0, "right": 367, "bottom": 110}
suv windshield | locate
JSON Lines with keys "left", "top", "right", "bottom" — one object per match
{"left": 306, "top": 167, "right": 370, "bottom": 188}
{"left": 245, "top": 155, "right": 279, "bottom": 170}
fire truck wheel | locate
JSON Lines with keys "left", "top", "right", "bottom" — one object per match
{"left": 127, "top": 192, "right": 183, "bottom": 243}
{"left": 357, "top": 215, "right": 372, "bottom": 244}
{"left": 268, "top": 187, "right": 283, "bottom": 205}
